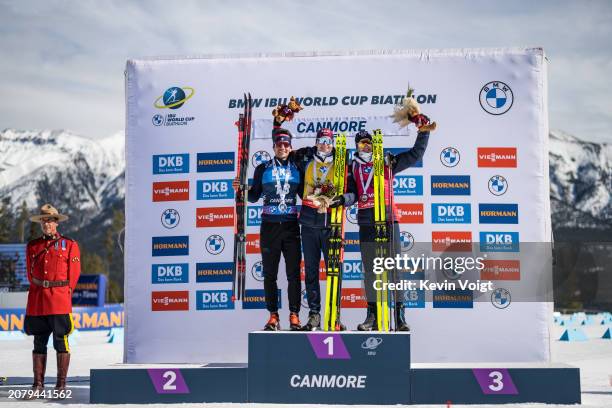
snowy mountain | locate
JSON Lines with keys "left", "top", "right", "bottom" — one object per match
{"left": 0, "top": 129, "right": 124, "bottom": 228}
{"left": 1, "top": 128, "right": 610, "bottom": 232}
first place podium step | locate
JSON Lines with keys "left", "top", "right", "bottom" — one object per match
{"left": 248, "top": 331, "right": 411, "bottom": 405}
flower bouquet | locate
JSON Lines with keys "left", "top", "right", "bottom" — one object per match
{"left": 307, "top": 182, "right": 337, "bottom": 213}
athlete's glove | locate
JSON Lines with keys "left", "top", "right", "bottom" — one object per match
{"left": 328, "top": 195, "right": 345, "bottom": 208}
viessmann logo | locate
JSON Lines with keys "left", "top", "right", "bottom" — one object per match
{"left": 477, "top": 148, "right": 517, "bottom": 167}
{"left": 196, "top": 207, "right": 234, "bottom": 227}
{"left": 246, "top": 234, "right": 260, "bottom": 254}
{"left": 152, "top": 181, "right": 190, "bottom": 202}
{"left": 151, "top": 290, "right": 189, "bottom": 311}
{"left": 431, "top": 231, "right": 472, "bottom": 252}
{"left": 481, "top": 260, "right": 521, "bottom": 281}
{"left": 395, "top": 203, "right": 424, "bottom": 223}
{"left": 340, "top": 288, "right": 367, "bottom": 308}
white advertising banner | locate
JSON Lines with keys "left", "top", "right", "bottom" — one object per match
{"left": 125, "top": 48, "right": 552, "bottom": 363}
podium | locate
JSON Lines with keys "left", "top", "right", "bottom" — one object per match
{"left": 90, "top": 331, "right": 580, "bottom": 404}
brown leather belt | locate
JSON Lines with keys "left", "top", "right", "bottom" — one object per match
{"left": 32, "top": 277, "right": 69, "bottom": 288}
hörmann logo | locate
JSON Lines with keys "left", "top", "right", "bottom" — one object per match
{"left": 477, "top": 148, "right": 517, "bottom": 168}
{"left": 196, "top": 262, "right": 234, "bottom": 283}
{"left": 481, "top": 260, "right": 520, "bottom": 281}
{"left": 395, "top": 204, "right": 424, "bottom": 224}
{"left": 242, "top": 289, "right": 281, "bottom": 309}
{"left": 153, "top": 154, "right": 189, "bottom": 174}
{"left": 431, "top": 175, "right": 471, "bottom": 196}
{"left": 393, "top": 176, "right": 423, "bottom": 196}
{"left": 344, "top": 232, "right": 360, "bottom": 252}
{"left": 152, "top": 236, "right": 189, "bottom": 256}
{"left": 196, "top": 207, "right": 234, "bottom": 227}
{"left": 479, "top": 232, "right": 520, "bottom": 252}
{"left": 152, "top": 181, "right": 190, "bottom": 202}
{"left": 431, "top": 203, "right": 471, "bottom": 224}
{"left": 433, "top": 290, "right": 473, "bottom": 308}
{"left": 152, "top": 263, "right": 189, "bottom": 284}
{"left": 479, "top": 204, "right": 519, "bottom": 224}
{"left": 431, "top": 231, "right": 472, "bottom": 252}
{"left": 197, "top": 152, "right": 235, "bottom": 173}
{"left": 151, "top": 291, "right": 189, "bottom": 311}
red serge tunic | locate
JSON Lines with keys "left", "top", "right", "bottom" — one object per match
{"left": 25, "top": 235, "right": 81, "bottom": 316}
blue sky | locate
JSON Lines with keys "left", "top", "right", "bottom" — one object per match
{"left": 0, "top": 0, "right": 610, "bottom": 143}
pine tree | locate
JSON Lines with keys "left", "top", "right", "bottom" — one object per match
{"left": 0, "top": 197, "right": 13, "bottom": 243}
{"left": 14, "top": 200, "right": 30, "bottom": 243}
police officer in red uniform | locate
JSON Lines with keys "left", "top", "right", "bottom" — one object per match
{"left": 23, "top": 204, "right": 80, "bottom": 398}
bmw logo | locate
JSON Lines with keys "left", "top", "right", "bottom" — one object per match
{"left": 152, "top": 114, "right": 164, "bottom": 126}
{"left": 252, "top": 151, "right": 271, "bottom": 168}
{"left": 346, "top": 204, "right": 358, "bottom": 225}
{"left": 160, "top": 209, "right": 180, "bottom": 229}
{"left": 479, "top": 81, "right": 514, "bottom": 115}
{"left": 488, "top": 175, "right": 508, "bottom": 196}
{"left": 205, "top": 235, "right": 225, "bottom": 255}
{"left": 251, "top": 260, "right": 264, "bottom": 282}
{"left": 440, "top": 147, "right": 460, "bottom": 167}
{"left": 400, "top": 231, "right": 415, "bottom": 252}
{"left": 491, "top": 288, "right": 511, "bottom": 309}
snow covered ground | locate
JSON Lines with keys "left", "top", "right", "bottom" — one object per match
{"left": 0, "top": 325, "right": 610, "bottom": 407}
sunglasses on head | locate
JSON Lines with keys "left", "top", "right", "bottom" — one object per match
{"left": 316, "top": 138, "right": 333, "bottom": 145}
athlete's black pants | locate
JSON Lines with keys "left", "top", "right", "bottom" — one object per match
{"left": 261, "top": 221, "right": 302, "bottom": 313}
{"left": 24, "top": 314, "right": 74, "bottom": 354}
{"left": 300, "top": 225, "right": 331, "bottom": 313}
{"left": 359, "top": 223, "right": 401, "bottom": 303}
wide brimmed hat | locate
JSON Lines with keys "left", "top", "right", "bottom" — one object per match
{"left": 29, "top": 204, "right": 69, "bottom": 223}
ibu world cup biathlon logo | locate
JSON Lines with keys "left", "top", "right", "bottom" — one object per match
{"left": 252, "top": 151, "right": 271, "bottom": 168}
{"left": 491, "top": 288, "right": 511, "bottom": 309}
{"left": 361, "top": 337, "right": 383, "bottom": 350}
{"left": 479, "top": 81, "right": 514, "bottom": 115}
{"left": 346, "top": 204, "right": 358, "bottom": 225}
{"left": 205, "top": 235, "right": 225, "bottom": 255}
{"left": 399, "top": 231, "right": 415, "bottom": 252}
{"left": 251, "top": 261, "right": 264, "bottom": 281}
{"left": 161, "top": 209, "right": 180, "bottom": 229}
{"left": 488, "top": 175, "right": 508, "bottom": 195}
{"left": 154, "top": 86, "right": 195, "bottom": 110}
{"left": 440, "top": 147, "right": 460, "bottom": 167}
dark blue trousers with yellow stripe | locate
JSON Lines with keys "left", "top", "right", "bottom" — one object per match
{"left": 24, "top": 314, "right": 74, "bottom": 353}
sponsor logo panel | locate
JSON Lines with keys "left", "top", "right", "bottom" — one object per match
{"left": 344, "top": 232, "right": 360, "bottom": 252}
{"left": 479, "top": 232, "right": 520, "bottom": 252}
{"left": 479, "top": 81, "right": 514, "bottom": 115}
{"left": 431, "top": 175, "right": 471, "bottom": 196}
{"left": 433, "top": 289, "right": 474, "bottom": 308}
{"left": 246, "top": 234, "right": 260, "bottom": 254}
{"left": 396, "top": 203, "right": 424, "bottom": 224}
{"left": 196, "top": 262, "right": 234, "bottom": 283}
{"left": 205, "top": 235, "right": 225, "bottom": 255}
{"left": 481, "top": 260, "right": 520, "bottom": 280}
{"left": 243, "top": 289, "right": 281, "bottom": 309}
{"left": 161, "top": 209, "right": 180, "bottom": 229}
{"left": 152, "top": 263, "right": 189, "bottom": 284}
{"left": 300, "top": 260, "right": 326, "bottom": 281}
{"left": 196, "top": 207, "right": 234, "bottom": 227}
{"left": 153, "top": 154, "right": 189, "bottom": 174}
{"left": 431, "top": 203, "right": 471, "bottom": 224}
{"left": 196, "top": 179, "right": 234, "bottom": 200}
{"left": 403, "top": 289, "right": 426, "bottom": 308}
{"left": 196, "top": 290, "right": 235, "bottom": 310}
{"left": 479, "top": 204, "right": 519, "bottom": 224}
{"left": 431, "top": 231, "right": 472, "bottom": 252}
{"left": 152, "top": 290, "right": 189, "bottom": 311}
{"left": 477, "top": 148, "right": 517, "bottom": 167}
{"left": 196, "top": 152, "right": 235, "bottom": 173}
{"left": 247, "top": 206, "right": 262, "bottom": 226}
{"left": 343, "top": 260, "right": 364, "bottom": 280}
{"left": 152, "top": 236, "right": 189, "bottom": 256}
{"left": 393, "top": 175, "right": 423, "bottom": 196}
{"left": 153, "top": 181, "right": 190, "bottom": 202}
{"left": 340, "top": 288, "right": 367, "bottom": 308}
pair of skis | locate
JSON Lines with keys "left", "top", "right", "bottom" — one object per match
{"left": 323, "top": 133, "right": 347, "bottom": 331}
{"left": 373, "top": 129, "right": 397, "bottom": 332}
{"left": 233, "top": 94, "right": 252, "bottom": 301}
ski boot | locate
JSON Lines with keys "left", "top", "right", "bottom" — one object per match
{"left": 289, "top": 312, "right": 301, "bottom": 331}
{"left": 395, "top": 302, "right": 410, "bottom": 332}
{"left": 301, "top": 312, "right": 321, "bottom": 331}
{"left": 335, "top": 320, "right": 347, "bottom": 331}
{"left": 357, "top": 303, "right": 378, "bottom": 331}
{"left": 264, "top": 312, "right": 281, "bottom": 331}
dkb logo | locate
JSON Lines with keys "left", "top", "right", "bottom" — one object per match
{"left": 196, "top": 290, "right": 234, "bottom": 310}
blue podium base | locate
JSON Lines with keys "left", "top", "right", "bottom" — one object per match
{"left": 89, "top": 332, "right": 581, "bottom": 404}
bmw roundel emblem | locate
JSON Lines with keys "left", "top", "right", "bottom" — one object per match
{"left": 251, "top": 261, "right": 264, "bottom": 281}
{"left": 152, "top": 114, "right": 164, "bottom": 126}
{"left": 161, "top": 209, "right": 180, "bottom": 229}
{"left": 488, "top": 175, "right": 508, "bottom": 196}
{"left": 205, "top": 235, "right": 225, "bottom": 255}
{"left": 440, "top": 147, "right": 460, "bottom": 167}
{"left": 479, "top": 81, "right": 514, "bottom": 115}
{"left": 399, "top": 231, "right": 415, "bottom": 252}
{"left": 346, "top": 204, "right": 358, "bottom": 225}
{"left": 491, "top": 288, "right": 511, "bottom": 309}
{"left": 252, "top": 151, "right": 271, "bottom": 168}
